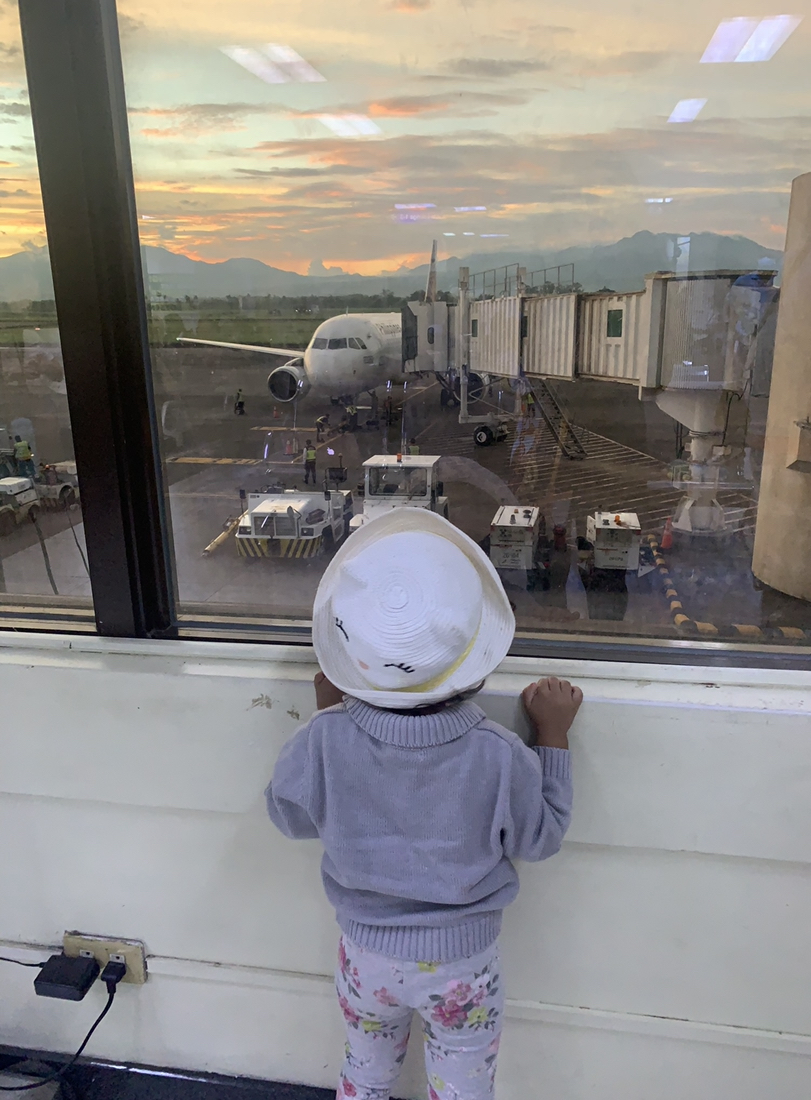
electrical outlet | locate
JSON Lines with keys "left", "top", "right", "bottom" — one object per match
{"left": 63, "top": 932, "right": 147, "bottom": 984}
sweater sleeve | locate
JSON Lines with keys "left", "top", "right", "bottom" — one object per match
{"left": 501, "top": 741, "right": 572, "bottom": 862}
{"left": 265, "top": 723, "right": 320, "bottom": 840}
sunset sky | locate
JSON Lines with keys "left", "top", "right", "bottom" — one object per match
{"left": 0, "top": 0, "right": 809, "bottom": 274}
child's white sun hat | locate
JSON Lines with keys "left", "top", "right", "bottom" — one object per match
{"left": 312, "top": 508, "right": 515, "bottom": 708}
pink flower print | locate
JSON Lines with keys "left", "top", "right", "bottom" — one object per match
{"left": 373, "top": 986, "right": 400, "bottom": 1007}
{"left": 338, "top": 994, "right": 361, "bottom": 1026}
{"left": 428, "top": 1087, "right": 442, "bottom": 1100}
{"left": 338, "top": 940, "right": 349, "bottom": 976}
{"left": 444, "top": 980, "right": 472, "bottom": 1002}
{"left": 339, "top": 1077, "right": 358, "bottom": 1098}
{"left": 487, "top": 1035, "right": 501, "bottom": 1056}
{"left": 431, "top": 999, "right": 469, "bottom": 1028}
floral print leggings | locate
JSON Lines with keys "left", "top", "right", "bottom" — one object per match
{"left": 336, "top": 936, "right": 504, "bottom": 1100}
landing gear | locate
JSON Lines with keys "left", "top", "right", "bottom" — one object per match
{"left": 438, "top": 377, "right": 460, "bottom": 409}
{"left": 473, "top": 423, "right": 507, "bottom": 447}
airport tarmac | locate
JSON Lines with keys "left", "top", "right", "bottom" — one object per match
{"left": 0, "top": 353, "right": 800, "bottom": 641}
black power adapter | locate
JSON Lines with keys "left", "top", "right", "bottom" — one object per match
{"left": 34, "top": 954, "right": 100, "bottom": 1001}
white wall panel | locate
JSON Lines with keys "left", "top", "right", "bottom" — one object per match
{"left": 1, "top": 635, "right": 810, "bottom": 1099}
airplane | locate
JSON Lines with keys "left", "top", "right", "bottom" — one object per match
{"left": 175, "top": 244, "right": 444, "bottom": 404}
{"left": 178, "top": 313, "right": 403, "bottom": 403}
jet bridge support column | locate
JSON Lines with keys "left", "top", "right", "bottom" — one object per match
{"left": 752, "top": 171, "right": 811, "bottom": 599}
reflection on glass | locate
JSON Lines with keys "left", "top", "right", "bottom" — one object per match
{"left": 0, "top": 11, "right": 90, "bottom": 611}
{"left": 120, "top": 0, "right": 811, "bottom": 645}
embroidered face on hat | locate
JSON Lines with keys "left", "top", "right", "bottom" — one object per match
{"left": 330, "top": 530, "right": 482, "bottom": 691}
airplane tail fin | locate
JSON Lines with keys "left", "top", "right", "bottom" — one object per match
{"left": 425, "top": 239, "right": 438, "bottom": 303}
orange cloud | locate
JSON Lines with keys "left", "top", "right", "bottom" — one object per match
{"left": 368, "top": 96, "right": 451, "bottom": 117}
{"left": 391, "top": 0, "right": 431, "bottom": 10}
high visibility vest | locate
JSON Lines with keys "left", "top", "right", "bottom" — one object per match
{"left": 14, "top": 441, "right": 32, "bottom": 460}
{"left": 347, "top": 406, "right": 357, "bottom": 415}
{"left": 305, "top": 448, "right": 316, "bottom": 462}
{"left": 409, "top": 444, "right": 420, "bottom": 455}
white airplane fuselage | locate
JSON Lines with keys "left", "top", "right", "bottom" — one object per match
{"left": 298, "top": 312, "right": 403, "bottom": 398}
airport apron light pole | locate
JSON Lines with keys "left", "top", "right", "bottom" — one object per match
{"left": 18, "top": 0, "right": 176, "bottom": 637}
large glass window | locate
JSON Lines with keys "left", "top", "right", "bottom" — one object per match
{"left": 0, "top": 9, "right": 91, "bottom": 619}
{"left": 118, "top": 0, "right": 811, "bottom": 649}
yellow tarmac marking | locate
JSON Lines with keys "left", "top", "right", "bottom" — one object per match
{"left": 170, "top": 457, "right": 264, "bottom": 465}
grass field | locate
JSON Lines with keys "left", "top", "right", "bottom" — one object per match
{"left": 0, "top": 303, "right": 403, "bottom": 351}
{"left": 148, "top": 306, "right": 404, "bottom": 350}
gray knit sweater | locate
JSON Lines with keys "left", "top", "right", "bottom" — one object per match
{"left": 266, "top": 696, "right": 572, "bottom": 962}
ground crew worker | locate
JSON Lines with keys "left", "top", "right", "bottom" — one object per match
{"left": 234, "top": 389, "right": 245, "bottom": 416}
{"left": 13, "top": 435, "right": 35, "bottom": 479}
{"left": 526, "top": 390, "right": 536, "bottom": 419}
{"left": 303, "top": 439, "right": 317, "bottom": 485}
{"left": 383, "top": 395, "right": 394, "bottom": 426}
{"left": 346, "top": 404, "right": 358, "bottom": 432}
{"left": 408, "top": 438, "right": 420, "bottom": 455}
{"left": 316, "top": 414, "right": 329, "bottom": 442}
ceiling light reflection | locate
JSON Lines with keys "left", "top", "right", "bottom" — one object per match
{"left": 222, "top": 43, "right": 326, "bottom": 84}
{"left": 262, "top": 44, "right": 325, "bottom": 82}
{"left": 668, "top": 99, "right": 707, "bottom": 123}
{"left": 735, "top": 15, "right": 802, "bottom": 62}
{"left": 221, "top": 46, "right": 286, "bottom": 83}
{"left": 318, "top": 114, "right": 381, "bottom": 137}
{"left": 700, "top": 15, "right": 801, "bottom": 63}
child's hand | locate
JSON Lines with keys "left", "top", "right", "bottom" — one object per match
{"left": 522, "top": 676, "right": 583, "bottom": 750}
{"left": 314, "top": 670, "right": 344, "bottom": 710}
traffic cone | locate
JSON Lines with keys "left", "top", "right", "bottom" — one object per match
{"left": 273, "top": 405, "right": 280, "bottom": 419}
{"left": 285, "top": 438, "right": 294, "bottom": 456}
{"left": 661, "top": 517, "right": 674, "bottom": 551}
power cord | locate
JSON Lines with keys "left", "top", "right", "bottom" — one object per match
{"left": 0, "top": 958, "right": 46, "bottom": 970}
{"left": 0, "top": 960, "right": 126, "bottom": 1093}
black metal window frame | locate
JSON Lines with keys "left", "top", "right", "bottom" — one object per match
{"left": 10, "top": 0, "right": 811, "bottom": 671}
{"left": 19, "top": 0, "right": 175, "bottom": 638}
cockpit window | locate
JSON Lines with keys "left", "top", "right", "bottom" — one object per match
{"left": 348, "top": 337, "right": 368, "bottom": 350}
{"left": 328, "top": 338, "right": 348, "bottom": 349}
{"left": 311, "top": 337, "right": 328, "bottom": 349}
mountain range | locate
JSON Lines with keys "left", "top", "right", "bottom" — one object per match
{"left": 0, "top": 230, "right": 783, "bottom": 303}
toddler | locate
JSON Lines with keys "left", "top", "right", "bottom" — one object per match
{"left": 267, "top": 509, "right": 582, "bottom": 1100}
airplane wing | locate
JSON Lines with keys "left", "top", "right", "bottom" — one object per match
{"left": 177, "top": 337, "right": 303, "bottom": 358}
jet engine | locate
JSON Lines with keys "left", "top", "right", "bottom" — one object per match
{"left": 453, "top": 373, "right": 485, "bottom": 402}
{"left": 267, "top": 359, "right": 311, "bottom": 403}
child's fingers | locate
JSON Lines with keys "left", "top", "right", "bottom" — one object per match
{"left": 522, "top": 683, "right": 539, "bottom": 707}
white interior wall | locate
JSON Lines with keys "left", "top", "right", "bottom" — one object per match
{"left": 1, "top": 634, "right": 810, "bottom": 1099}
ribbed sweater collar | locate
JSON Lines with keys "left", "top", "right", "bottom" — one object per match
{"left": 345, "top": 696, "right": 485, "bottom": 748}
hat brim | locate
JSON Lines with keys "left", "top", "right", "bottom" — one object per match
{"left": 313, "top": 508, "right": 515, "bottom": 708}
